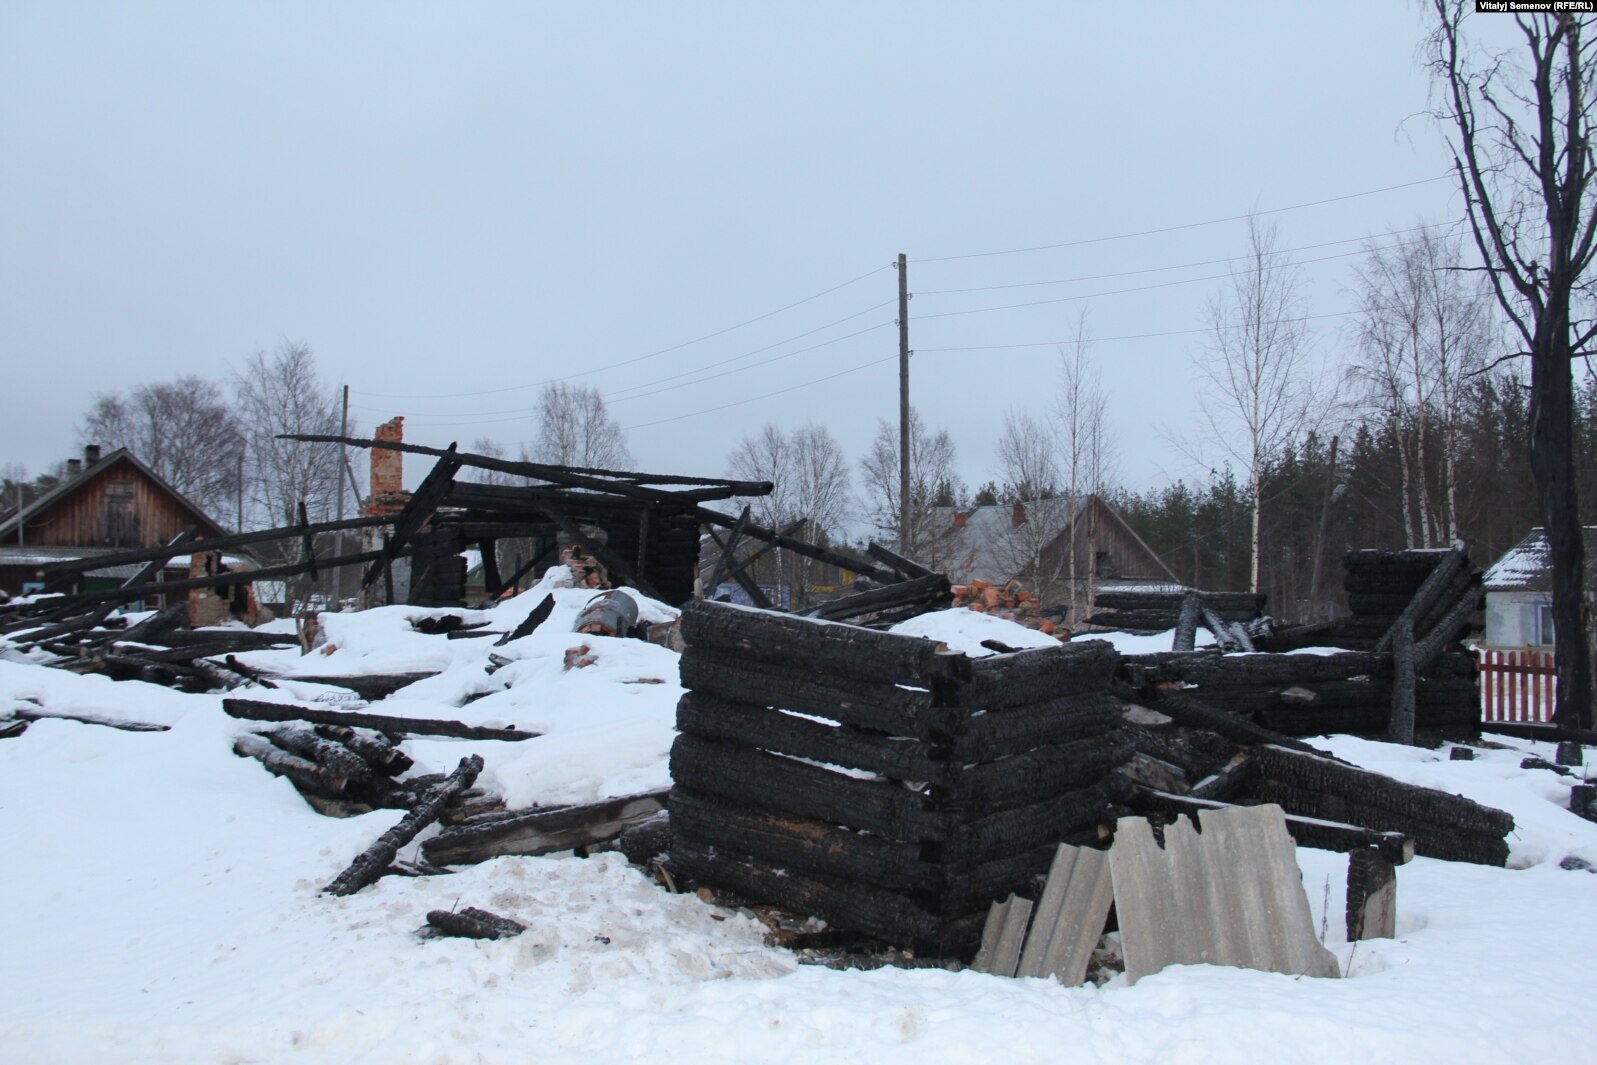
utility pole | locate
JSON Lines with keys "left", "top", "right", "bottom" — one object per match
{"left": 897, "top": 253, "right": 910, "bottom": 556}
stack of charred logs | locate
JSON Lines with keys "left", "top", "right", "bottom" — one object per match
{"left": 670, "top": 600, "right": 1135, "bottom": 956}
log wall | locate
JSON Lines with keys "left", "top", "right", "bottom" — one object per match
{"left": 668, "top": 600, "right": 1124, "bottom": 957}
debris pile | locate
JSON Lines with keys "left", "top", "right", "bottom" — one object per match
{"left": 948, "top": 578, "right": 1058, "bottom": 634}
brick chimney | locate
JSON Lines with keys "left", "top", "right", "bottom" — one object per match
{"left": 84, "top": 444, "right": 101, "bottom": 465}
{"left": 1012, "top": 502, "right": 1027, "bottom": 528}
{"left": 66, "top": 458, "right": 82, "bottom": 478}
{"left": 364, "top": 417, "right": 407, "bottom": 518}
{"left": 953, "top": 511, "right": 968, "bottom": 530}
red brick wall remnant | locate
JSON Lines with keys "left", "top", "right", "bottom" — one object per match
{"left": 365, "top": 417, "right": 407, "bottom": 519}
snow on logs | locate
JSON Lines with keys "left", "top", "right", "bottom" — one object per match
{"left": 669, "top": 600, "right": 1126, "bottom": 957}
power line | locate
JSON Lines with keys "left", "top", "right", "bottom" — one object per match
{"left": 619, "top": 356, "right": 898, "bottom": 433}
{"left": 913, "top": 175, "right": 1453, "bottom": 264}
{"left": 352, "top": 262, "right": 892, "bottom": 401}
{"left": 351, "top": 299, "right": 894, "bottom": 421}
{"left": 914, "top": 221, "right": 1460, "bottom": 297}
{"left": 915, "top": 292, "right": 1495, "bottom": 353}
{"left": 912, "top": 237, "right": 1440, "bottom": 323}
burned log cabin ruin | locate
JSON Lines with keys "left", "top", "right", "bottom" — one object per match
{"left": 0, "top": 432, "right": 1538, "bottom": 973}
{"left": 667, "top": 545, "right": 1518, "bottom": 963}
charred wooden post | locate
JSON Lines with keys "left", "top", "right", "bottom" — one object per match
{"left": 233, "top": 732, "right": 349, "bottom": 796}
{"left": 1389, "top": 618, "right": 1417, "bottom": 745}
{"left": 325, "top": 754, "right": 484, "bottom": 896}
{"left": 1346, "top": 845, "right": 1397, "bottom": 941}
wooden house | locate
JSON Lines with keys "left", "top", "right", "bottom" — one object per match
{"left": 935, "top": 496, "right": 1179, "bottom": 620}
{"left": 0, "top": 446, "right": 233, "bottom": 601}
{"left": 1481, "top": 527, "right": 1597, "bottom": 649}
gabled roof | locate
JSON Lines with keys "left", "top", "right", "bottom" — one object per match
{"left": 1483, "top": 527, "right": 1597, "bottom": 594}
{"left": 933, "top": 494, "right": 1178, "bottom": 587}
{"left": 935, "top": 497, "right": 1086, "bottom": 585}
{"left": 0, "top": 447, "right": 231, "bottom": 543}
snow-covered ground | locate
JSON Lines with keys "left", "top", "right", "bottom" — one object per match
{"left": 3, "top": 587, "right": 1595, "bottom": 1064}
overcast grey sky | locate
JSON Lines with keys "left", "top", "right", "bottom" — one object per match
{"left": 1, "top": 1, "right": 1495, "bottom": 502}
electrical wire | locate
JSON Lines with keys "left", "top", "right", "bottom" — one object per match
{"left": 351, "top": 262, "right": 892, "bottom": 401}
{"left": 619, "top": 356, "right": 899, "bottom": 432}
{"left": 913, "top": 174, "right": 1452, "bottom": 263}
{"left": 911, "top": 237, "right": 1440, "bottom": 323}
{"left": 914, "top": 221, "right": 1461, "bottom": 297}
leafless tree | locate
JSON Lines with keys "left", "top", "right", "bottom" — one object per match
{"left": 1430, "top": 1, "right": 1596, "bottom": 729}
{"left": 727, "top": 424, "right": 796, "bottom": 529}
{"left": 79, "top": 376, "right": 245, "bottom": 519}
{"left": 726, "top": 422, "right": 851, "bottom": 606}
{"left": 987, "top": 409, "right": 1068, "bottom": 600}
{"left": 1199, "top": 216, "right": 1322, "bottom": 594}
{"left": 1056, "top": 322, "right": 1117, "bottom": 620}
{"left": 859, "top": 408, "right": 963, "bottom": 571}
{"left": 532, "top": 383, "right": 631, "bottom": 470}
{"left": 234, "top": 342, "right": 345, "bottom": 537}
{"left": 1351, "top": 227, "right": 1494, "bottom": 547}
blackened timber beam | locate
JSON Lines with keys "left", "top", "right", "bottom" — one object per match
{"left": 704, "top": 505, "right": 752, "bottom": 599}
{"left": 478, "top": 540, "right": 503, "bottom": 596}
{"left": 39, "top": 516, "right": 392, "bottom": 588}
{"left": 539, "top": 498, "right": 661, "bottom": 600}
{"left": 1376, "top": 549, "right": 1467, "bottom": 653}
{"left": 362, "top": 445, "right": 461, "bottom": 590}
{"left": 703, "top": 525, "right": 772, "bottom": 608}
{"left": 50, "top": 547, "right": 409, "bottom": 609}
{"left": 1127, "top": 786, "right": 1414, "bottom": 864}
{"left": 298, "top": 502, "right": 318, "bottom": 580}
{"left": 866, "top": 541, "right": 933, "bottom": 580}
{"left": 124, "top": 528, "right": 198, "bottom": 590}
{"left": 499, "top": 539, "right": 556, "bottom": 595}
{"left": 223, "top": 697, "right": 540, "bottom": 741}
{"left": 695, "top": 505, "right": 897, "bottom": 585}
{"left": 281, "top": 433, "right": 773, "bottom": 495}
{"left": 807, "top": 572, "right": 951, "bottom": 624}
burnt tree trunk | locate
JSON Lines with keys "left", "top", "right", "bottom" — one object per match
{"left": 325, "top": 754, "right": 484, "bottom": 895}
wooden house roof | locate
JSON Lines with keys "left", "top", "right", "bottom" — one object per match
{"left": 0, "top": 447, "right": 230, "bottom": 548}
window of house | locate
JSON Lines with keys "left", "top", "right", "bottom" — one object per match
{"left": 1536, "top": 603, "right": 1555, "bottom": 646}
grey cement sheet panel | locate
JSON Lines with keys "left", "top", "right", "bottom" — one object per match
{"left": 1108, "top": 803, "right": 1340, "bottom": 984}
{"left": 1016, "top": 844, "right": 1114, "bottom": 985}
{"left": 971, "top": 895, "right": 1034, "bottom": 977}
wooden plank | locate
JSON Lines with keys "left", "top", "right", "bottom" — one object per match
{"left": 1108, "top": 805, "right": 1340, "bottom": 984}
{"left": 703, "top": 504, "right": 752, "bottom": 599}
{"left": 1015, "top": 844, "right": 1114, "bottom": 985}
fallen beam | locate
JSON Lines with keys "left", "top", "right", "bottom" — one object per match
{"left": 222, "top": 697, "right": 540, "bottom": 742}
{"left": 325, "top": 754, "right": 484, "bottom": 895}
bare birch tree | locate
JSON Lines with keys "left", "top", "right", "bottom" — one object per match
{"left": 235, "top": 342, "right": 345, "bottom": 536}
{"left": 1430, "top": 1, "right": 1596, "bottom": 729}
{"left": 80, "top": 376, "right": 245, "bottom": 518}
{"left": 1352, "top": 227, "right": 1494, "bottom": 547}
{"left": 1199, "top": 216, "right": 1321, "bottom": 594}
{"left": 531, "top": 383, "right": 631, "bottom": 469}
{"left": 989, "top": 409, "right": 1067, "bottom": 600}
{"left": 726, "top": 422, "right": 851, "bottom": 606}
{"left": 859, "top": 408, "right": 962, "bottom": 571}
{"left": 1056, "top": 321, "right": 1117, "bottom": 619}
